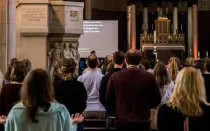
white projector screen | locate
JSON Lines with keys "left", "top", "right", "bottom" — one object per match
{"left": 78, "top": 20, "right": 118, "bottom": 58}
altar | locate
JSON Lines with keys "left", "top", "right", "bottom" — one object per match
{"left": 140, "top": 16, "right": 185, "bottom": 63}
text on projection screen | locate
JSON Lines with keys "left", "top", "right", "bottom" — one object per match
{"left": 78, "top": 20, "right": 118, "bottom": 58}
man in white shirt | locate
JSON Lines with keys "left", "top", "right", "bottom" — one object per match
{"left": 78, "top": 54, "right": 105, "bottom": 119}
{"left": 147, "top": 60, "right": 156, "bottom": 74}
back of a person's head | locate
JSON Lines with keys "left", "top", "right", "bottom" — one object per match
{"left": 175, "top": 57, "right": 181, "bottom": 69}
{"left": 91, "top": 50, "right": 96, "bottom": 55}
{"left": 10, "top": 61, "right": 27, "bottom": 82}
{"left": 149, "top": 60, "right": 156, "bottom": 69}
{"left": 22, "top": 59, "right": 32, "bottom": 73}
{"left": 61, "top": 58, "right": 76, "bottom": 74}
{"left": 103, "top": 55, "right": 112, "bottom": 68}
{"left": 186, "top": 57, "right": 194, "bottom": 66}
{"left": 60, "top": 58, "right": 77, "bottom": 80}
{"left": 4, "top": 58, "right": 17, "bottom": 80}
{"left": 169, "top": 67, "right": 207, "bottom": 117}
{"left": 113, "top": 51, "right": 125, "bottom": 65}
{"left": 154, "top": 62, "right": 170, "bottom": 88}
{"left": 106, "top": 63, "right": 114, "bottom": 74}
{"left": 107, "top": 54, "right": 113, "bottom": 62}
{"left": 168, "top": 57, "right": 179, "bottom": 82}
{"left": 205, "top": 59, "right": 210, "bottom": 72}
{"left": 149, "top": 54, "right": 156, "bottom": 61}
{"left": 21, "top": 68, "right": 54, "bottom": 123}
{"left": 87, "top": 54, "right": 98, "bottom": 69}
{"left": 194, "top": 60, "right": 205, "bottom": 73}
{"left": 9, "top": 58, "right": 18, "bottom": 66}
{"left": 125, "top": 49, "right": 141, "bottom": 66}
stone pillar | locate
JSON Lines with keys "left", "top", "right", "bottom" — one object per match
{"left": 143, "top": 7, "right": 148, "bottom": 35}
{"left": 16, "top": 0, "right": 50, "bottom": 69}
{"left": 49, "top": 1, "right": 84, "bottom": 75}
{"left": 0, "top": 0, "right": 7, "bottom": 73}
{"left": 85, "top": 0, "right": 91, "bottom": 19}
{"left": 173, "top": 7, "right": 178, "bottom": 35}
{"left": 127, "top": 4, "right": 136, "bottom": 50}
{"left": 7, "top": 0, "right": 16, "bottom": 62}
{"left": 192, "top": 4, "right": 198, "bottom": 59}
{"left": 188, "top": 7, "right": 193, "bottom": 57}
{"left": 17, "top": 0, "right": 84, "bottom": 76}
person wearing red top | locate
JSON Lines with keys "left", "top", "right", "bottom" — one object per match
{"left": 106, "top": 49, "right": 161, "bottom": 131}
{"left": 0, "top": 61, "right": 29, "bottom": 131}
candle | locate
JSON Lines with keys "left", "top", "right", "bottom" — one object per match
{"left": 190, "top": 49, "right": 192, "bottom": 56}
{"left": 154, "top": 31, "right": 156, "bottom": 44}
{"left": 154, "top": 46, "right": 157, "bottom": 52}
{"left": 206, "top": 51, "right": 209, "bottom": 57}
{"left": 198, "top": 51, "right": 200, "bottom": 57}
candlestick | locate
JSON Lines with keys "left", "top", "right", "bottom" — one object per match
{"left": 190, "top": 49, "right": 192, "bottom": 56}
{"left": 154, "top": 46, "right": 156, "bottom": 52}
{"left": 154, "top": 31, "right": 156, "bottom": 44}
{"left": 206, "top": 51, "right": 209, "bottom": 57}
{"left": 198, "top": 51, "right": 200, "bottom": 57}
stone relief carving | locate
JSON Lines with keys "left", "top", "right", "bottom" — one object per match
{"left": 70, "top": 11, "right": 79, "bottom": 22}
{"left": 48, "top": 42, "right": 80, "bottom": 77}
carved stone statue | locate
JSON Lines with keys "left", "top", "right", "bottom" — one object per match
{"left": 48, "top": 42, "right": 63, "bottom": 77}
{"left": 63, "top": 43, "right": 72, "bottom": 59}
{"left": 48, "top": 41, "right": 80, "bottom": 77}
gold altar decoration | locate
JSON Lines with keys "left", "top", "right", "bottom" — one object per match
{"left": 155, "top": 16, "right": 170, "bottom": 36}
{"left": 140, "top": 15, "right": 185, "bottom": 51}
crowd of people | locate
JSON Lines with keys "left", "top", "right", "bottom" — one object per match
{"left": 0, "top": 49, "right": 210, "bottom": 131}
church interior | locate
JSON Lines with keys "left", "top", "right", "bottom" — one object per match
{"left": 1, "top": 0, "right": 210, "bottom": 131}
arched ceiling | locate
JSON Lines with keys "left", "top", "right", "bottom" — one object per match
{"left": 91, "top": 0, "right": 210, "bottom": 11}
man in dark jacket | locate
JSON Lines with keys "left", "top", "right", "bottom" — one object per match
{"left": 106, "top": 49, "right": 161, "bottom": 131}
{"left": 99, "top": 51, "right": 125, "bottom": 115}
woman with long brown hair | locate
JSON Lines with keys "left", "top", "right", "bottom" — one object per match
{"left": 154, "top": 62, "right": 174, "bottom": 102}
{"left": 22, "top": 59, "right": 32, "bottom": 73}
{"left": 4, "top": 68, "right": 84, "bottom": 131}
{"left": 0, "top": 61, "right": 28, "bottom": 116}
{"left": 0, "top": 61, "right": 28, "bottom": 131}
{"left": 2, "top": 58, "right": 17, "bottom": 86}
{"left": 158, "top": 67, "right": 210, "bottom": 131}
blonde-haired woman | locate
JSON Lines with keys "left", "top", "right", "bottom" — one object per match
{"left": 186, "top": 57, "right": 195, "bottom": 66}
{"left": 157, "top": 67, "right": 210, "bottom": 131}
{"left": 154, "top": 62, "right": 174, "bottom": 102}
{"left": 168, "top": 57, "right": 179, "bottom": 82}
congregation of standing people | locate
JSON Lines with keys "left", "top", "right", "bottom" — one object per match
{"left": 0, "top": 49, "right": 210, "bottom": 131}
